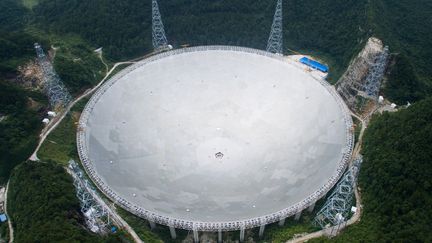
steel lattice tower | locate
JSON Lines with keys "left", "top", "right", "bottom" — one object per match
{"left": 68, "top": 160, "right": 110, "bottom": 233}
{"left": 34, "top": 43, "right": 72, "bottom": 108}
{"left": 152, "top": 0, "right": 168, "bottom": 49}
{"left": 266, "top": 0, "right": 283, "bottom": 54}
{"left": 314, "top": 156, "right": 363, "bottom": 228}
{"left": 364, "top": 46, "right": 389, "bottom": 99}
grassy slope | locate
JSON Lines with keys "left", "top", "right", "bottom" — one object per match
{"left": 117, "top": 208, "right": 191, "bottom": 243}
{"left": 116, "top": 208, "right": 164, "bottom": 243}
{"left": 38, "top": 112, "right": 79, "bottom": 164}
{"left": 254, "top": 215, "right": 319, "bottom": 243}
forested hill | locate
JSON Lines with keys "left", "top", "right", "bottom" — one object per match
{"left": 311, "top": 97, "right": 432, "bottom": 242}
{"left": 1, "top": 0, "right": 431, "bottom": 96}
{"left": 1, "top": 1, "right": 432, "bottom": 242}
{"left": 32, "top": 0, "right": 367, "bottom": 80}
{"left": 369, "top": 0, "right": 432, "bottom": 104}
{"left": 8, "top": 162, "right": 129, "bottom": 242}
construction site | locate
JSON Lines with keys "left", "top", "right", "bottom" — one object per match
{"left": 336, "top": 38, "right": 391, "bottom": 114}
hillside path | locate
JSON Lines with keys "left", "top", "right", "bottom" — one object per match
{"left": 5, "top": 181, "right": 13, "bottom": 243}
{"left": 29, "top": 60, "right": 134, "bottom": 162}
{"left": 25, "top": 50, "right": 163, "bottom": 243}
{"left": 287, "top": 101, "right": 380, "bottom": 243}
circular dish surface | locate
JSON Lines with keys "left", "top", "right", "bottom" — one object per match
{"left": 79, "top": 46, "right": 351, "bottom": 225}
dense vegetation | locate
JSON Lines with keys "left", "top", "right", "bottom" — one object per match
{"left": 8, "top": 161, "right": 100, "bottom": 242}
{"left": 0, "top": 0, "right": 37, "bottom": 78}
{"left": 0, "top": 0, "right": 105, "bottom": 182}
{"left": 254, "top": 214, "right": 318, "bottom": 243}
{"left": 50, "top": 37, "right": 106, "bottom": 96}
{"left": 8, "top": 161, "right": 131, "bottom": 243}
{"left": 0, "top": 222, "right": 9, "bottom": 242}
{"left": 32, "top": 0, "right": 367, "bottom": 81}
{"left": 3, "top": 0, "right": 427, "bottom": 94}
{"left": 117, "top": 208, "right": 186, "bottom": 243}
{"left": 383, "top": 55, "right": 427, "bottom": 104}
{"left": 1, "top": 0, "right": 431, "bottom": 97}
{"left": 0, "top": 31, "right": 38, "bottom": 78}
{"left": 1, "top": 0, "right": 432, "bottom": 242}
{"left": 282, "top": 0, "right": 367, "bottom": 80}
{"left": 0, "top": 82, "right": 45, "bottom": 183}
{"left": 369, "top": 0, "right": 432, "bottom": 103}
{"left": 311, "top": 98, "right": 432, "bottom": 242}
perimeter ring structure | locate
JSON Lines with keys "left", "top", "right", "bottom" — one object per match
{"left": 77, "top": 45, "right": 354, "bottom": 232}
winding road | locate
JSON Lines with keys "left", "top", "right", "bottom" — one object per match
{"left": 24, "top": 51, "right": 159, "bottom": 243}
{"left": 29, "top": 60, "right": 135, "bottom": 162}
{"left": 4, "top": 182, "right": 13, "bottom": 243}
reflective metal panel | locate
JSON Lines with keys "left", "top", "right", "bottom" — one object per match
{"left": 78, "top": 46, "right": 353, "bottom": 230}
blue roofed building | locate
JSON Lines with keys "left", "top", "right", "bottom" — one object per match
{"left": 299, "top": 57, "right": 329, "bottom": 73}
{"left": 0, "top": 214, "right": 7, "bottom": 223}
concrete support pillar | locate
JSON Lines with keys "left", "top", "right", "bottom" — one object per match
{"left": 278, "top": 218, "right": 286, "bottom": 226}
{"left": 149, "top": 221, "right": 156, "bottom": 230}
{"left": 239, "top": 227, "right": 245, "bottom": 242}
{"left": 218, "top": 229, "right": 222, "bottom": 243}
{"left": 193, "top": 229, "right": 199, "bottom": 243}
{"left": 295, "top": 210, "right": 302, "bottom": 221}
{"left": 308, "top": 202, "right": 316, "bottom": 212}
{"left": 259, "top": 224, "right": 266, "bottom": 238}
{"left": 169, "top": 226, "right": 176, "bottom": 239}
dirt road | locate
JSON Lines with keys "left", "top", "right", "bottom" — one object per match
{"left": 4, "top": 181, "right": 13, "bottom": 243}
{"left": 287, "top": 107, "right": 371, "bottom": 243}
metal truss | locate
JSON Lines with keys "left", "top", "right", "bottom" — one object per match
{"left": 77, "top": 45, "right": 355, "bottom": 232}
{"left": 68, "top": 160, "right": 110, "bottom": 233}
{"left": 335, "top": 38, "right": 389, "bottom": 110}
{"left": 314, "top": 156, "right": 363, "bottom": 228}
{"left": 152, "top": 0, "right": 168, "bottom": 49}
{"left": 34, "top": 43, "right": 72, "bottom": 108}
{"left": 266, "top": 0, "right": 283, "bottom": 54}
{"left": 364, "top": 46, "right": 389, "bottom": 99}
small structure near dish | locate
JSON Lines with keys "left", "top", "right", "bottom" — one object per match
{"left": 299, "top": 57, "right": 329, "bottom": 73}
